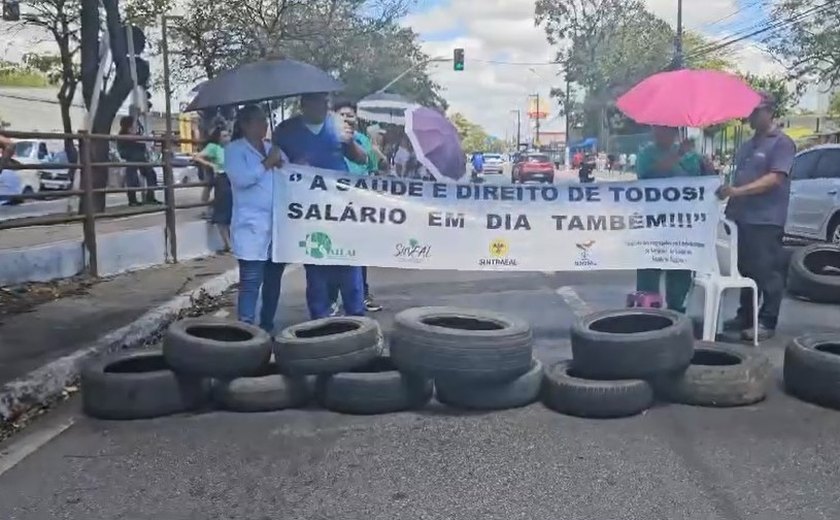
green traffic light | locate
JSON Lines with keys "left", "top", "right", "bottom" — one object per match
{"left": 454, "top": 62, "right": 464, "bottom": 71}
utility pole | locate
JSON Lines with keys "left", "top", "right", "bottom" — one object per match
{"left": 675, "top": 0, "right": 684, "bottom": 68}
{"left": 510, "top": 109, "right": 521, "bottom": 150}
{"left": 534, "top": 93, "right": 541, "bottom": 148}
{"left": 564, "top": 78, "right": 571, "bottom": 166}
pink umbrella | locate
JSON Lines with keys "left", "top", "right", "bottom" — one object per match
{"left": 616, "top": 69, "right": 761, "bottom": 127}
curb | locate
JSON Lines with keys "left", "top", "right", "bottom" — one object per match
{"left": 0, "top": 267, "right": 239, "bottom": 421}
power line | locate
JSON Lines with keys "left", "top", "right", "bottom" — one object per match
{"left": 702, "top": 0, "right": 767, "bottom": 32}
{"left": 685, "top": 0, "right": 836, "bottom": 60}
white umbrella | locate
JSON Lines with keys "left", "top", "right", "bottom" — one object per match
{"left": 357, "top": 92, "right": 418, "bottom": 125}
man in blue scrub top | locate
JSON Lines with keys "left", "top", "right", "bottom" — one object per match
{"left": 273, "top": 92, "right": 369, "bottom": 319}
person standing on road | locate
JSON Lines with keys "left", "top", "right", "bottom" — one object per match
{"left": 716, "top": 92, "right": 796, "bottom": 342}
{"left": 331, "top": 100, "right": 383, "bottom": 313}
{"left": 193, "top": 126, "right": 233, "bottom": 253}
{"left": 635, "top": 126, "right": 693, "bottom": 313}
{"left": 224, "top": 105, "right": 287, "bottom": 333}
{"left": 117, "top": 116, "right": 160, "bottom": 206}
{"left": 272, "top": 92, "right": 368, "bottom": 320}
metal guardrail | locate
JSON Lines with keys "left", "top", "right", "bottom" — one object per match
{"left": 1, "top": 130, "right": 211, "bottom": 277}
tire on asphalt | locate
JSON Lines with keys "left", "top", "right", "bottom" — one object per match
{"left": 542, "top": 360, "right": 653, "bottom": 419}
{"left": 570, "top": 308, "right": 694, "bottom": 379}
{"left": 274, "top": 316, "right": 383, "bottom": 375}
{"left": 82, "top": 349, "right": 207, "bottom": 420}
{"left": 390, "top": 306, "right": 533, "bottom": 383}
{"left": 211, "top": 363, "right": 311, "bottom": 412}
{"left": 652, "top": 342, "right": 772, "bottom": 407}
{"left": 786, "top": 244, "right": 840, "bottom": 304}
{"left": 436, "top": 359, "right": 543, "bottom": 410}
{"left": 784, "top": 333, "right": 840, "bottom": 410}
{"left": 315, "top": 355, "right": 432, "bottom": 414}
{"left": 163, "top": 319, "right": 272, "bottom": 378}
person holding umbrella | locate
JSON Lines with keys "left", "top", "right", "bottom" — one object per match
{"left": 634, "top": 126, "right": 693, "bottom": 313}
{"left": 224, "top": 105, "right": 287, "bottom": 332}
{"left": 272, "top": 92, "right": 368, "bottom": 320}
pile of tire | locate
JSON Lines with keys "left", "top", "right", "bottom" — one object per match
{"left": 783, "top": 333, "right": 840, "bottom": 410}
{"left": 390, "top": 307, "right": 542, "bottom": 411}
{"left": 81, "top": 316, "right": 429, "bottom": 419}
{"left": 544, "top": 309, "right": 772, "bottom": 418}
{"left": 787, "top": 244, "right": 840, "bottom": 304}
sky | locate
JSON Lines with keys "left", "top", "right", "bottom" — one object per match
{"left": 400, "top": 0, "right": 794, "bottom": 140}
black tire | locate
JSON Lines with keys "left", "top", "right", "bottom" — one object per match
{"left": 786, "top": 244, "right": 840, "bottom": 303}
{"left": 211, "top": 364, "right": 310, "bottom": 412}
{"left": 315, "top": 355, "right": 432, "bottom": 414}
{"left": 784, "top": 334, "right": 840, "bottom": 410}
{"left": 542, "top": 360, "right": 653, "bottom": 419}
{"left": 163, "top": 319, "right": 271, "bottom": 378}
{"left": 570, "top": 308, "right": 694, "bottom": 379}
{"left": 652, "top": 342, "right": 772, "bottom": 407}
{"left": 82, "top": 349, "right": 207, "bottom": 420}
{"left": 436, "top": 359, "right": 543, "bottom": 410}
{"left": 274, "top": 316, "right": 383, "bottom": 375}
{"left": 390, "top": 306, "right": 533, "bottom": 383}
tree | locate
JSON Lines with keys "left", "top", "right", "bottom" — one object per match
{"left": 742, "top": 73, "right": 798, "bottom": 119}
{"left": 682, "top": 31, "right": 735, "bottom": 71}
{"left": 829, "top": 91, "right": 840, "bottom": 117}
{"left": 765, "top": 0, "right": 840, "bottom": 88}
{"left": 449, "top": 112, "right": 497, "bottom": 152}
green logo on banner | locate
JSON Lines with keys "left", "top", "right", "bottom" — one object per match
{"left": 299, "top": 231, "right": 356, "bottom": 260}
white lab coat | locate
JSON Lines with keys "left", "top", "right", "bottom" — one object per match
{"left": 223, "top": 138, "right": 286, "bottom": 261}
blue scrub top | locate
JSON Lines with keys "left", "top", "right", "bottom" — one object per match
{"left": 273, "top": 116, "right": 349, "bottom": 172}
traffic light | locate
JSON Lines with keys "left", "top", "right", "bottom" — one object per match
{"left": 453, "top": 48, "right": 464, "bottom": 71}
{"left": 2, "top": 0, "right": 20, "bottom": 21}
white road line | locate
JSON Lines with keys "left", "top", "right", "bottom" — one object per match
{"left": 0, "top": 418, "right": 75, "bottom": 477}
{"left": 556, "top": 286, "right": 594, "bottom": 317}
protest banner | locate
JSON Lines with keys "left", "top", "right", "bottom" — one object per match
{"left": 272, "top": 166, "right": 721, "bottom": 272}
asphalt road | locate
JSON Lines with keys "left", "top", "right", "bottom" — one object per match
{"left": 1, "top": 266, "right": 839, "bottom": 519}
{"left": 0, "top": 186, "right": 206, "bottom": 223}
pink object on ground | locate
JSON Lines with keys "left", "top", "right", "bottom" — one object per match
{"left": 616, "top": 69, "right": 761, "bottom": 127}
{"left": 626, "top": 291, "right": 663, "bottom": 309}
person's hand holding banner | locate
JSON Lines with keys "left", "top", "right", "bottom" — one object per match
{"left": 263, "top": 146, "right": 284, "bottom": 170}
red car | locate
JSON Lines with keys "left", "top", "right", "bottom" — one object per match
{"left": 511, "top": 153, "right": 555, "bottom": 183}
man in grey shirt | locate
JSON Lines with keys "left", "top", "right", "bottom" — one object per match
{"left": 716, "top": 92, "right": 796, "bottom": 341}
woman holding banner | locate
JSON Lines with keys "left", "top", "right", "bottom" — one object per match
{"left": 224, "top": 105, "right": 287, "bottom": 332}
{"left": 634, "top": 126, "right": 695, "bottom": 313}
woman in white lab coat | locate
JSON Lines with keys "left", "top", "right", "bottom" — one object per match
{"left": 223, "top": 105, "right": 287, "bottom": 332}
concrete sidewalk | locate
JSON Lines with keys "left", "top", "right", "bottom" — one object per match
{"left": 0, "top": 255, "right": 237, "bottom": 421}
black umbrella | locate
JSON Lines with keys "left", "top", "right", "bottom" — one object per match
{"left": 183, "top": 59, "right": 344, "bottom": 112}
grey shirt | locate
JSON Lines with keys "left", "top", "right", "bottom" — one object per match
{"left": 725, "top": 127, "right": 796, "bottom": 227}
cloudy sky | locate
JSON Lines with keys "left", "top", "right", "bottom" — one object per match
{"left": 401, "top": 0, "right": 790, "bottom": 139}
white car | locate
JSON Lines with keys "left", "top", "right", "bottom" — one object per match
{"left": 786, "top": 144, "right": 840, "bottom": 244}
{"left": 483, "top": 153, "right": 505, "bottom": 175}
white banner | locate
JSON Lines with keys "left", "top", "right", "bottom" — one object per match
{"left": 272, "top": 167, "right": 720, "bottom": 272}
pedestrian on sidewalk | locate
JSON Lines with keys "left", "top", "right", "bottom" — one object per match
{"left": 192, "top": 126, "right": 233, "bottom": 252}
{"left": 329, "top": 99, "right": 383, "bottom": 313}
{"left": 716, "top": 92, "right": 795, "bottom": 342}
{"left": 635, "top": 126, "right": 693, "bottom": 313}
{"left": 272, "top": 92, "right": 367, "bottom": 320}
{"left": 224, "top": 105, "right": 287, "bottom": 333}
{"left": 117, "top": 116, "right": 160, "bottom": 206}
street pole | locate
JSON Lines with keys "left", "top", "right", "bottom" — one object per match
{"left": 161, "top": 14, "right": 177, "bottom": 262}
{"left": 510, "top": 109, "right": 521, "bottom": 150}
{"left": 376, "top": 56, "right": 447, "bottom": 94}
{"left": 675, "top": 0, "right": 684, "bottom": 68}
{"left": 535, "top": 93, "right": 541, "bottom": 148}
{"left": 564, "top": 78, "right": 571, "bottom": 166}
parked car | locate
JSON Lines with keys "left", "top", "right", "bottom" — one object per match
{"left": 785, "top": 144, "right": 840, "bottom": 244}
{"left": 40, "top": 150, "right": 74, "bottom": 190}
{"left": 511, "top": 153, "right": 555, "bottom": 183}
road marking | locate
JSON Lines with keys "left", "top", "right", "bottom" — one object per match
{"left": 213, "top": 309, "right": 230, "bottom": 318}
{"left": 0, "top": 417, "right": 75, "bottom": 477}
{"left": 556, "top": 286, "right": 594, "bottom": 317}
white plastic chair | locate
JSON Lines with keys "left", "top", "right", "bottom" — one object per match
{"left": 692, "top": 217, "right": 759, "bottom": 346}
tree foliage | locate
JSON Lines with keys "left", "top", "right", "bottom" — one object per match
{"left": 166, "top": 0, "right": 443, "bottom": 106}
{"left": 828, "top": 90, "right": 840, "bottom": 117}
{"left": 449, "top": 112, "right": 502, "bottom": 152}
{"left": 765, "top": 0, "right": 840, "bottom": 87}
{"left": 741, "top": 73, "right": 798, "bottom": 119}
